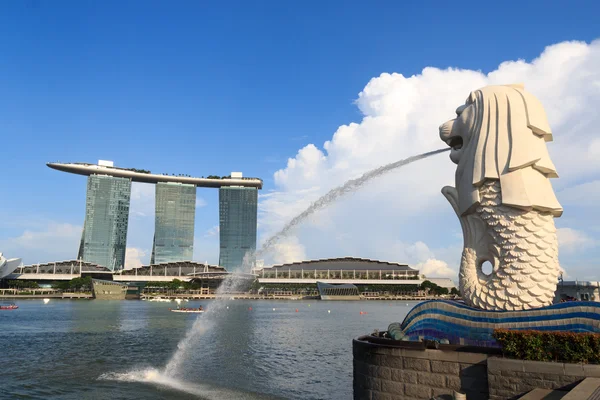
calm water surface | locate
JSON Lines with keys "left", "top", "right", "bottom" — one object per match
{"left": 0, "top": 299, "right": 415, "bottom": 399}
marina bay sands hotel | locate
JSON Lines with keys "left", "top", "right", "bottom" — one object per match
{"left": 47, "top": 160, "right": 262, "bottom": 271}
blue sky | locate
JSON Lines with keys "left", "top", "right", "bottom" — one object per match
{"left": 1, "top": 1, "right": 599, "bottom": 279}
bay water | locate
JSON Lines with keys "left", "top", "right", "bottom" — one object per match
{"left": 0, "top": 299, "right": 415, "bottom": 399}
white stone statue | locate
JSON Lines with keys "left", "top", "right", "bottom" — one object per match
{"left": 439, "top": 84, "right": 563, "bottom": 311}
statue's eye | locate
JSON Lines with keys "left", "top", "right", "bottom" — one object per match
{"left": 456, "top": 104, "right": 468, "bottom": 116}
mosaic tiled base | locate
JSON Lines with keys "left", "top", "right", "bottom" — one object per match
{"left": 395, "top": 300, "right": 600, "bottom": 347}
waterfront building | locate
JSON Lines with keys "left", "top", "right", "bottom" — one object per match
{"left": 254, "top": 257, "right": 456, "bottom": 289}
{"left": 151, "top": 182, "right": 196, "bottom": 264}
{"left": 555, "top": 280, "right": 600, "bottom": 302}
{"left": 257, "top": 257, "right": 420, "bottom": 279}
{"left": 218, "top": 186, "right": 258, "bottom": 270}
{"left": 11, "top": 260, "right": 110, "bottom": 276}
{"left": 79, "top": 174, "right": 131, "bottom": 270}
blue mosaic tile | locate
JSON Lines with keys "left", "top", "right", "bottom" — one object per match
{"left": 397, "top": 301, "right": 600, "bottom": 348}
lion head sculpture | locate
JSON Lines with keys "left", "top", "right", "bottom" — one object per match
{"left": 439, "top": 84, "right": 563, "bottom": 217}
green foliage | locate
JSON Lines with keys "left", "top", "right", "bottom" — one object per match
{"left": 125, "top": 168, "right": 151, "bottom": 174}
{"left": 419, "top": 280, "right": 449, "bottom": 295}
{"left": 53, "top": 281, "right": 71, "bottom": 290}
{"left": 450, "top": 287, "right": 460, "bottom": 296}
{"left": 252, "top": 282, "right": 317, "bottom": 291}
{"left": 144, "top": 280, "right": 203, "bottom": 290}
{"left": 51, "top": 276, "right": 92, "bottom": 291}
{"left": 71, "top": 276, "right": 92, "bottom": 290}
{"left": 493, "top": 329, "right": 600, "bottom": 364}
{"left": 6, "top": 280, "right": 40, "bottom": 289}
{"left": 357, "top": 284, "right": 420, "bottom": 293}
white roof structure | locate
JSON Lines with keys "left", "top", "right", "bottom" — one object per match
{"left": 0, "top": 252, "right": 23, "bottom": 279}
{"left": 47, "top": 162, "right": 263, "bottom": 189}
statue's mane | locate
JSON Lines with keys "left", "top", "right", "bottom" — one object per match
{"left": 457, "top": 84, "right": 563, "bottom": 217}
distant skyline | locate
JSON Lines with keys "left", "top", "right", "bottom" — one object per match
{"left": 1, "top": 1, "right": 599, "bottom": 280}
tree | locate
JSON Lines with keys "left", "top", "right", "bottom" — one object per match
{"left": 51, "top": 276, "right": 92, "bottom": 291}
{"left": 7, "top": 280, "right": 39, "bottom": 289}
{"left": 419, "top": 280, "right": 450, "bottom": 296}
{"left": 53, "top": 281, "right": 71, "bottom": 290}
{"left": 169, "top": 279, "right": 183, "bottom": 290}
{"left": 450, "top": 287, "right": 460, "bottom": 296}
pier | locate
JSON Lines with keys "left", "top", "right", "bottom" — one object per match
{"left": 0, "top": 288, "right": 92, "bottom": 299}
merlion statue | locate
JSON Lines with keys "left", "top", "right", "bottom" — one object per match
{"left": 439, "top": 84, "right": 563, "bottom": 311}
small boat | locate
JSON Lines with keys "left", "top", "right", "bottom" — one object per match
{"left": 0, "top": 304, "right": 18, "bottom": 310}
{"left": 170, "top": 307, "right": 204, "bottom": 313}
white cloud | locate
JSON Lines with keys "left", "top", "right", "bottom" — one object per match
{"left": 124, "top": 247, "right": 147, "bottom": 269}
{"left": 258, "top": 39, "right": 600, "bottom": 279}
{"left": 196, "top": 197, "right": 207, "bottom": 208}
{"left": 0, "top": 223, "right": 82, "bottom": 264}
{"left": 416, "top": 259, "right": 456, "bottom": 279}
{"left": 558, "top": 180, "right": 600, "bottom": 206}
{"left": 557, "top": 228, "right": 597, "bottom": 253}
{"left": 204, "top": 225, "right": 220, "bottom": 237}
{"left": 266, "top": 236, "right": 307, "bottom": 265}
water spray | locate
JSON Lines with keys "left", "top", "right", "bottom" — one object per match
{"left": 256, "top": 148, "right": 450, "bottom": 258}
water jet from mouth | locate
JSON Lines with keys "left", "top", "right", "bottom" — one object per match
{"left": 255, "top": 148, "right": 450, "bottom": 258}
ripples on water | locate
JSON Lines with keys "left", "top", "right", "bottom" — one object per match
{"left": 0, "top": 300, "right": 414, "bottom": 399}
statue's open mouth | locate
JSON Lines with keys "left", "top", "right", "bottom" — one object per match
{"left": 445, "top": 136, "right": 463, "bottom": 151}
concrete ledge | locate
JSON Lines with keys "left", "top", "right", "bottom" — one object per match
{"left": 353, "top": 336, "right": 490, "bottom": 400}
{"left": 582, "top": 364, "right": 600, "bottom": 378}
{"left": 564, "top": 363, "right": 585, "bottom": 377}
{"left": 488, "top": 357, "right": 525, "bottom": 373}
{"left": 524, "top": 360, "right": 567, "bottom": 375}
{"left": 562, "top": 378, "right": 600, "bottom": 399}
{"left": 519, "top": 388, "right": 567, "bottom": 400}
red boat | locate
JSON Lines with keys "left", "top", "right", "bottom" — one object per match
{"left": 0, "top": 304, "right": 18, "bottom": 310}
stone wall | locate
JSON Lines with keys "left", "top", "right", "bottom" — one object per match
{"left": 353, "top": 336, "right": 600, "bottom": 400}
{"left": 353, "top": 337, "right": 490, "bottom": 399}
{"left": 487, "top": 357, "right": 600, "bottom": 399}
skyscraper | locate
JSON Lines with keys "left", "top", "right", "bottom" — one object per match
{"left": 219, "top": 186, "right": 258, "bottom": 270}
{"left": 78, "top": 174, "right": 131, "bottom": 270}
{"left": 49, "top": 161, "right": 263, "bottom": 270}
{"left": 151, "top": 182, "right": 196, "bottom": 264}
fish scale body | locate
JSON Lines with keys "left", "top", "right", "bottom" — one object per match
{"left": 460, "top": 181, "right": 559, "bottom": 311}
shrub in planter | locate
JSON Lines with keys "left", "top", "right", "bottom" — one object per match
{"left": 493, "top": 329, "right": 600, "bottom": 364}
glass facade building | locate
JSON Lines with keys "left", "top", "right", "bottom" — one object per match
{"left": 219, "top": 187, "right": 258, "bottom": 270}
{"left": 151, "top": 182, "right": 196, "bottom": 264}
{"left": 78, "top": 175, "right": 131, "bottom": 271}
